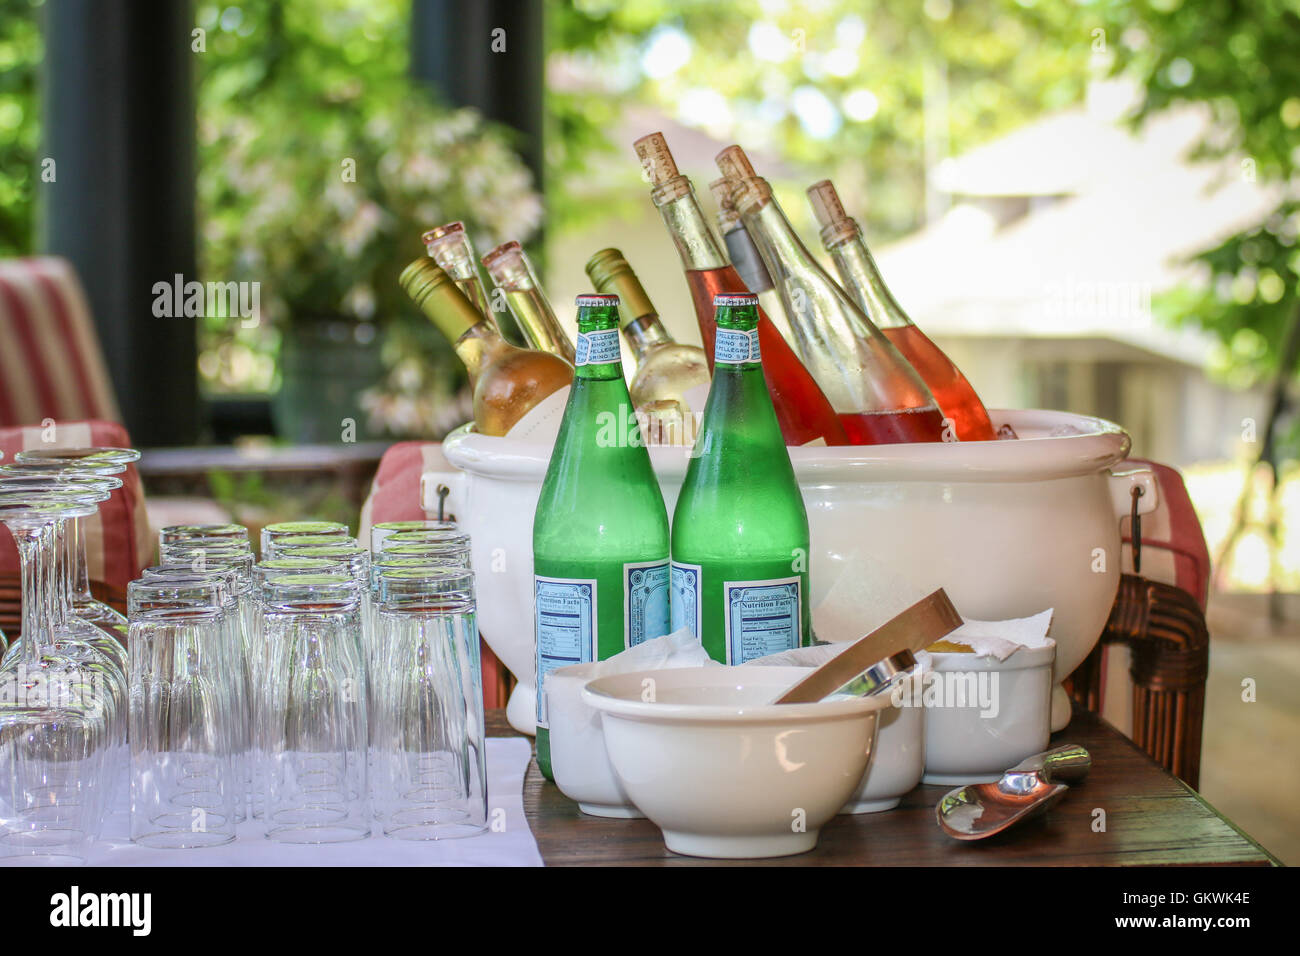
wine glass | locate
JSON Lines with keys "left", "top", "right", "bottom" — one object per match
{"left": 0, "top": 493, "right": 118, "bottom": 864}
{"left": 11, "top": 447, "right": 142, "bottom": 631}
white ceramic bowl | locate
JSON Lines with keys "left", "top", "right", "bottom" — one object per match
{"left": 581, "top": 666, "right": 891, "bottom": 859}
{"left": 546, "top": 661, "right": 642, "bottom": 819}
{"left": 920, "top": 640, "right": 1056, "bottom": 785}
{"left": 841, "top": 696, "right": 926, "bottom": 814}
{"left": 428, "top": 409, "right": 1158, "bottom": 735}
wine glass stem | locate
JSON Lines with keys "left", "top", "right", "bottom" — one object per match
{"left": 11, "top": 525, "right": 49, "bottom": 665}
{"left": 69, "top": 515, "right": 95, "bottom": 604}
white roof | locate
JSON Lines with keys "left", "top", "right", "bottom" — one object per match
{"left": 875, "top": 96, "right": 1282, "bottom": 366}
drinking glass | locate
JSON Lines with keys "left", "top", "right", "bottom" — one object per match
{"left": 264, "top": 534, "right": 358, "bottom": 559}
{"left": 127, "top": 580, "right": 238, "bottom": 848}
{"left": 260, "top": 521, "right": 348, "bottom": 558}
{"left": 142, "top": 564, "right": 250, "bottom": 823}
{"left": 159, "top": 524, "right": 250, "bottom": 550}
{"left": 260, "top": 574, "right": 369, "bottom": 843}
{"left": 379, "top": 541, "right": 473, "bottom": 570}
{"left": 370, "top": 520, "right": 457, "bottom": 554}
{"left": 372, "top": 567, "right": 486, "bottom": 840}
{"left": 247, "top": 557, "right": 348, "bottom": 817}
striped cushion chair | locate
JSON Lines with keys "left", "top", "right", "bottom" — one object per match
{"left": 359, "top": 441, "right": 511, "bottom": 710}
{"left": 0, "top": 420, "right": 153, "bottom": 640}
{"left": 1067, "top": 459, "right": 1212, "bottom": 786}
{"left": 0, "top": 257, "right": 120, "bottom": 427}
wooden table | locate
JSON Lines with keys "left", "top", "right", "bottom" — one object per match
{"left": 487, "top": 704, "right": 1278, "bottom": 866}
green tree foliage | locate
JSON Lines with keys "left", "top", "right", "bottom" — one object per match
{"left": 0, "top": 0, "right": 42, "bottom": 257}
{"left": 545, "top": 0, "right": 1092, "bottom": 235}
{"left": 1081, "top": 0, "right": 1300, "bottom": 452}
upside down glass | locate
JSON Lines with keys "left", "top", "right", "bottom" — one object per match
{"left": 127, "top": 580, "right": 238, "bottom": 848}
{"left": 372, "top": 568, "right": 486, "bottom": 840}
{"left": 260, "top": 574, "right": 369, "bottom": 843}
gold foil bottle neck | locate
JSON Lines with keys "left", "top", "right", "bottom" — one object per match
{"left": 399, "top": 257, "right": 481, "bottom": 341}
{"left": 584, "top": 248, "right": 655, "bottom": 325}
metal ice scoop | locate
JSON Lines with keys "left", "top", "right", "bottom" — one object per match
{"left": 936, "top": 744, "right": 1091, "bottom": 840}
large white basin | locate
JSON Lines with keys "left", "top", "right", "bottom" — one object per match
{"left": 423, "top": 409, "right": 1157, "bottom": 735}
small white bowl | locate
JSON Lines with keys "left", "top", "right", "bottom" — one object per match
{"left": 841, "top": 698, "right": 925, "bottom": 813}
{"left": 546, "top": 662, "right": 642, "bottom": 818}
{"left": 582, "top": 666, "right": 890, "bottom": 859}
{"left": 921, "top": 640, "right": 1055, "bottom": 785}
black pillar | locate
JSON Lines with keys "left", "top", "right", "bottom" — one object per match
{"left": 39, "top": 0, "right": 199, "bottom": 446}
{"left": 411, "top": 0, "right": 545, "bottom": 193}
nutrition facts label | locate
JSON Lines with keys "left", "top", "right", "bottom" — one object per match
{"left": 723, "top": 577, "right": 801, "bottom": 664}
{"left": 534, "top": 576, "right": 597, "bottom": 727}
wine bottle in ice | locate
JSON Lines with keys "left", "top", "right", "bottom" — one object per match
{"left": 482, "top": 241, "right": 577, "bottom": 364}
{"left": 533, "top": 294, "right": 672, "bottom": 779}
{"left": 708, "top": 177, "right": 798, "bottom": 350}
{"left": 670, "top": 292, "right": 811, "bottom": 664}
{"left": 716, "top": 145, "right": 947, "bottom": 445}
{"left": 806, "top": 180, "right": 996, "bottom": 442}
{"left": 633, "top": 131, "right": 848, "bottom": 447}
{"left": 399, "top": 257, "right": 572, "bottom": 436}
{"left": 584, "top": 248, "right": 711, "bottom": 436}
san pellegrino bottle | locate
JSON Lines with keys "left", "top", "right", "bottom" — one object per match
{"left": 533, "top": 293, "right": 671, "bottom": 780}
{"left": 671, "top": 292, "right": 810, "bottom": 664}
{"left": 633, "top": 131, "right": 848, "bottom": 447}
{"left": 584, "top": 248, "right": 711, "bottom": 437}
{"left": 807, "top": 180, "right": 996, "bottom": 441}
{"left": 482, "top": 241, "right": 577, "bottom": 364}
{"left": 399, "top": 257, "right": 572, "bottom": 436}
{"left": 716, "top": 145, "right": 947, "bottom": 445}
{"left": 423, "top": 221, "right": 518, "bottom": 340}
{"left": 708, "top": 177, "right": 798, "bottom": 350}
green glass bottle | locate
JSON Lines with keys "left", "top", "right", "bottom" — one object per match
{"left": 671, "top": 292, "right": 811, "bottom": 664}
{"left": 533, "top": 293, "right": 672, "bottom": 780}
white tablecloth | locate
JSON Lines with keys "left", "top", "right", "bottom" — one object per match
{"left": 85, "top": 738, "right": 543, "bottom": 866}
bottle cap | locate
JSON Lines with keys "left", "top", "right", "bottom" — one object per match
{"left": 399, "top": 257, "right": 454, "bottom": 303}
{"left": 715, "top": 145, "right": 773, "bottom": 212}
{"left": 481, "top": 240, "right": 535, "bottom": 289}
{"left": 634, "top": 132, "right": 692, "bottom": 203}
{"left": 421, "top": 220, "right": 465, "bottom": 248}
{"left": 806, "top": 179, "right": 861, "bottom": 248}
{"left": 713, "top": 292, "right": 758, "bottom": 307}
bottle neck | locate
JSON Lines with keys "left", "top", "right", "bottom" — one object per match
{"left": 623, "top": 314, "right": 673, "bottom": 360}
{"left": 722, "top": 224, "right": 775, "bottom": 294}
{"left": 575, "top": 312, "right": 625, "bottom": 382}
{"left": 827, "top": 234, "right": 913, "bottom": 330}
{"left": 502, "top": 285, "right": 575, "bottom": 363}
{"left": 586, "top": 253, "right": 677, "bottom": 359}
{"left": 484, "top": 249, "right": 576, "bottom": 363}
{"left": 455, "top": 274, "right": 493, "bottom": 320}
{"left": 652, "top": 181, "right": 729, "bottom": 272}
{"left": 712, "top": 305, "right": 762, "bottom": 371}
